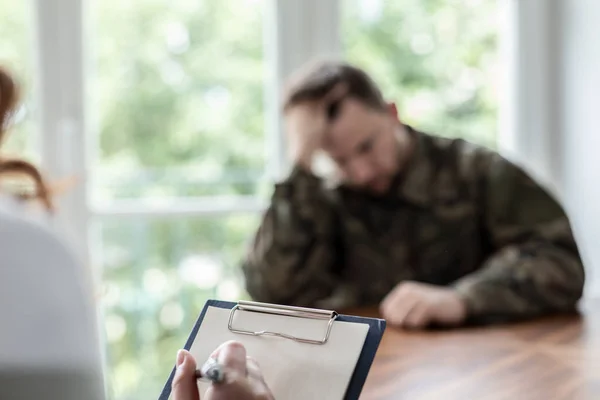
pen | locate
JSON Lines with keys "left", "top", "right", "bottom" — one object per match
{"left": 195, "top": 358, "right": 225, "bottom": 384}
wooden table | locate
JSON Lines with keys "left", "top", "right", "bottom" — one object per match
{"left": 352, "top": 300, "right": 600, "bottom": 400}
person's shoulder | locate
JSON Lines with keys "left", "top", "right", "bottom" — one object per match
{"left": 0, "top": 196, "right": 65, "bottom": 259}
{"left": 416, "top": 130, "right": 500, "bottom": 181}
{"left": 418, "top": 132, "right": 559, "bottom": 209}
{"left": 0, "top": 196, "right": 101, "bottom": 371}
{"left": 0, "top": 194, "right": 53, "bottom": 228}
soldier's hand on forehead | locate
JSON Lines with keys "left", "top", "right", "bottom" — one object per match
{"left": 380, "top": 281, "right": 467, "bottom": 329}
{"left": 284, "top": 83, "right": 348, "bottom": 171}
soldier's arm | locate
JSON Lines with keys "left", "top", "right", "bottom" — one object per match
{"left": 242, "top": 167, "right": 342, "bottom": 307}
{"left": 452, "top": 153, "right": 585, "bottom": 322}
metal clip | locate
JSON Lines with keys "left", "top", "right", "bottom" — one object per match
{"left": 227, "top": 300, "right": 338, "bottom": 345}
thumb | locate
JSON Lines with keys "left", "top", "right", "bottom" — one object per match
{"left": 172, "top": 349, "right": 200, "bottom": 400}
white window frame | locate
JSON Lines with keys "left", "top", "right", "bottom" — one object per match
{"left": 35, "top": 0, "right": 90, "bottom": 264}
{"left": 498, "top": 0, "right": 561, "bottom": 196}
{"left": 266, "top": 0, "right": 341, "bottom": 179}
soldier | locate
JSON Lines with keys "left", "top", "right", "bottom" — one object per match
{"left": 242, "top": 61, "right": 584, "bottom": 329}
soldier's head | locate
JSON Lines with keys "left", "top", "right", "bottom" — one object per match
{"left": 283, "top": 60, "right": 408, "bottom": 194}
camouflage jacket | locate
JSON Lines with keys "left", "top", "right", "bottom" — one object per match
{"left": 242, "top": 128, "right": 585, "bottom": 322}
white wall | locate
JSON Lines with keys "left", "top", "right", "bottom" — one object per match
{"left": 266, "top": 0, "right": 341, "bottom": 179}
{"left": 557, "top": 0, "right": 600, "bottom": 295}
{"left": 506, "top": 0, "right": 600, "bottom": 296}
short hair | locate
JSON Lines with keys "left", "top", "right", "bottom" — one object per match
{"left": 283, "top": 60, "right": 387, "bottom": 112}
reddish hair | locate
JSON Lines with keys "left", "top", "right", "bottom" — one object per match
{"left": 0, "top": 67, "right": 53, "bottom": 211}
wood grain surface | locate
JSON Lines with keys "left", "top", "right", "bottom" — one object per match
{"left": 350, "top": 300, "right": 600, "bottom": 400}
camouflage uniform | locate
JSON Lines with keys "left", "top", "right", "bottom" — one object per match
{"left": 242, "top": 127, "right": 584, "bottom": 323}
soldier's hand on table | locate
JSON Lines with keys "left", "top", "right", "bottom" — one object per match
{"left": 380, "top": 281, "right": 467, "bottom": 329}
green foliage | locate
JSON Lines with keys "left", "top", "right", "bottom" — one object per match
{"left": 343, "top": 0, "right": 499, "bottom": 148}
{"left": 94, "top": 0, "right": 266, "bottom": 200}
{"left": 94, "top": 4, "right": 265, "bottom": 397}
{"left": 100, "top": 214, "right": 257, "bottom": 399}
{"left": 0, "top": 0, "right": 37, "bottom": 159}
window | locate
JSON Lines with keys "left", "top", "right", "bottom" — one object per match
{"left": 97, "top": 214, "right": 258, "bottom": 398}
{"left": 91, "top": 0, "right": 268, "bottom": 204}
{"left": 89, "top": 0, "right": 266, "bottom": 398}
{"left": 342, "top": 0, "right": 500, "bottom": 149}
{"left": 0, "top": 0, "right": 37, "bottom": 158}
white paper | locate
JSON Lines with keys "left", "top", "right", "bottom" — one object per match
{"left": 188, "top": 306, "right": 369, "bottom": 400}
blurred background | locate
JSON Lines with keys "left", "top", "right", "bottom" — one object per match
{"left": 1, "top": 0, "right": 598, "bottom": 399}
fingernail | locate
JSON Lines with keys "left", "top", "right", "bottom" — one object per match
{"left": 176, "top": 350, "right": 186, "bottom": 367}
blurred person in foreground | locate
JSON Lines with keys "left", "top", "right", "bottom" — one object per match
{"left": 0, "top": 67, "right": 272, "bottom": 400}
{"left": 0, "top": 66, "right": 103, "bottom": 399}
{"left": 242, "top": 60, "right": 585, "bottom": 329}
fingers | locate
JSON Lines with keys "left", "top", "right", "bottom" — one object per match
{"left": 203, "top": 344, "right": 275, "bottom": 400}
{"left": 245, "top": 356, "right": 263, "bottom": 380}
{"left": 404, "top": 301, "right": 430, "bottom": 329}
{"left": 380, "top": 282, "right": 413, "bottom": 316}
{"left": 380, "top": 286, "right": 400, "bottom": 313}
{"left": 380, "top": 282, "right": 432, "bottom": 329}
{"left": 384, "top": 295, "right": 419, "bottom": 327}
{"left": 246, "top": 356, "right": 273, "bottom": 399}
{"left": 213, "top": 340, "right": 247, "bottom": 382}
{"left": 172, "top": 350, "right": 200, "bottom": 400}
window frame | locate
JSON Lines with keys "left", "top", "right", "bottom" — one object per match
{"left": 35, "top": 0, "right": 90, "bottom": 263}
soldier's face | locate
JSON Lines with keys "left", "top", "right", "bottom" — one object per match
{"left": 324, "top": 99, "right": 401, "bottom": 194}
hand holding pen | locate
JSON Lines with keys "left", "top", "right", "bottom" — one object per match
{"left": 172, "top": 340, "right": 274, "bottom": 400}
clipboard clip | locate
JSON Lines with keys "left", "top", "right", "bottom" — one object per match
{"left": 228, "top": 300, "right": 339, "bottom": 345}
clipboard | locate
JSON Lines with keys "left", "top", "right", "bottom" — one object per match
{"left": 158, "top": 299, "right": 386, "bottom": 400}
